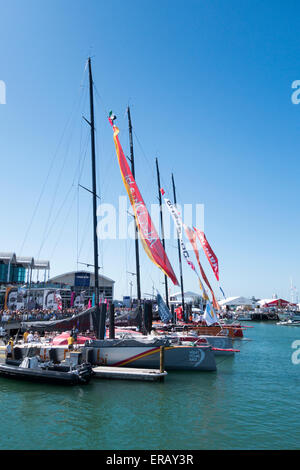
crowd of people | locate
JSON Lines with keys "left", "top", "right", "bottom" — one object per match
{"left": 0, "top": 307, "right": 82, "bottom": 323}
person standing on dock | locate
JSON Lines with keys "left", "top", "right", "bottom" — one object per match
{"left": 27, "top": 331, "right": 34, "bottom": 343}
{"left": 23, "top": 330, "right": 29, "bottom": 343}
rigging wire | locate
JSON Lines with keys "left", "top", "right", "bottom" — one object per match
{"left": 20, "top": 63, "right": 89, "bottom": 257}
{"left": 49, "top": 129, "right": 90, "bottom": 262}
{"left": 36, "top": 80, "right": 88, "bottom": 259}
{"left": 50, "top": 185, "right": 78, "bottom": 260}
{"left": 37, "top": 116, "right": 90, "bottom": 260}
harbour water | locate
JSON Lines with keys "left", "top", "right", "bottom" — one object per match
{"left": 0, "top": 323, "right": 299, "bottom": 450}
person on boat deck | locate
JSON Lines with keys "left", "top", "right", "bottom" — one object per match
{"left": 71, "top": 327, "right": 78, "bottom": 342}
{"left": 6, "top": 338, "right": 14, "bottom": 358}
{"left": 175, "top": 305, "right": 184, "bottom": 322}
{"left": 23, "top": 330, "right": 29, "bottom": 343}
{"left": 67, "top": 333, "right": 75, "bottom": 351}
{"left": 33, "top": 331, "right": 40, "bottom": 342}
{"left": 27, "top": 331, "right": 34, "bottom": 343}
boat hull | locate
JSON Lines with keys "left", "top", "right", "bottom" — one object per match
{"left": 97, "top": 345, "right": 217, "bottom": 371}
{"left": 200, "top": 336, "right": 236, "bottom": 355}
{"left": 13, "top": 343, "right": 217, "bottom": 371}
{"left": 189, "top": 325, "right": 243, "bottom": 338}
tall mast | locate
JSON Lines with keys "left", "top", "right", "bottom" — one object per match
{"left": 88, "top": 57, "right": 102, "bottom": 338}
{"left": 127, "top": 106, "right": 141, "bottom": 304}
{"left": 172, "top": 173, "right": 185, "bottom": 316}
{"left": 156, "top": 157, "right": 169, "bottom": 308}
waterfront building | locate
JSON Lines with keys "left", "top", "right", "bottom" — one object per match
{"left": 0, "top": 251, "right": 114, "bottom": 309}
{"left": 48, "top": 270, "right": 115, "bottom": 305}
{"left": 0, "top": 252, "right": 50, "bottom": 285}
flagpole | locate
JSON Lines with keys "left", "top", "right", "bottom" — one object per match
{"left": 171, "top": 173, "right": 185, "bottom": 319}
{"left": 156, "top": 158, "right": 169, "bottom": 308}
{"left": 127, "top": 106, "right": 142, "bottom": 305}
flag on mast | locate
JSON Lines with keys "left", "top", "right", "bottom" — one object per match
{"left": 164, "top": 197, "right": 208, "bottom": 299}
{"left": 108, "top": 115, "right": 179, "bottom": 286}
{"left": 193, "top": 227, "right": 219, "bottom": 281}
{"left": 203, "top": 300, "right": 219, "bottom": 325}
{"left": 184, "top": 225, "right": 220, "bottom": 311}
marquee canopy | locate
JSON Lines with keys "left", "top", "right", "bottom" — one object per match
{"left": 218, "top": 296, "right": 254, "bottom": 307}
{"left": 257, "top": 298, "right": 296, "bottom": 308}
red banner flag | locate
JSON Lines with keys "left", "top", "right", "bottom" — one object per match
{"left": 193, "top": 227, "right": 219, "bottom": 281}
{"left": 109, "top": 118, "right": 179, "bottom": 286}
{"left": 184, "top": 225, "right": 220, "bottom": 310}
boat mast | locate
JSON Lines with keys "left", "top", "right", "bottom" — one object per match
{"left": 127, "top": 106, "right": 142, "bottom": 305}
{"left": 171, "top": 173, "right": 185, "bottom": 316}
{"left": 87, "top": 57, "right": 102, "bottom": 338}
{"left": 156, "top": 157, "right": 169, "bottom": 308}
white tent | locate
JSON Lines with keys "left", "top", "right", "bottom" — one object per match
{"left": 170, "top": 291, "right": 202, "bottom": 304}
{"left": 257, "top": 298, "right": 274, "bottom": 307}
{"left": 218, "top": 296, "right": 255, "bottom": 307}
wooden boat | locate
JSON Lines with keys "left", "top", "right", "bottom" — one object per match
{"left": 0, "top": 355, "right": 93, "bottom": 385}
{"left": 188, "top": 324, "right": 244, "bottom": 338}
{"left": 155, "top": 323, "right": 244, "bottom": 338}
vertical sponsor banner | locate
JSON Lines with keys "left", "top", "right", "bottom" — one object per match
{"left": 99, "top": 292, "right": 104, "bottom": 305}
{"left": 109, "top": 116, "right": 179, "bottom": 286}
{"left": 79, "top": 291, "right": 85, "bottom": 307}
{"left": 35, "top": 291, "right": 44, "bottom": 309}
{"left": 55, "top": 291, "right": 62, "bottom": 311}
{"left": 193, "top": 227, "right": 219, "bottom": 281}
{"left": 16, "top": 288, "right": 26, "bottom": 310}
{"left": 5, "top": 287, "right": 18, "bottom": 310}
{"left": 184, "top": 225, "right": 220, "bottom": 311}
{"left": 43, "top": 290, "right": 58, "bottom": 310}
{"left": 164, "top": 198, "right": 208, "bottom": 300}
{"left": 4, "top": 287, "right": 13, "bottom": 310}
{"left": 89, "top": 311, "right": 94, "bottom": 332}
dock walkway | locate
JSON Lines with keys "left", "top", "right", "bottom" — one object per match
{"left": 92, "top": 366, "right": 167, "bottom": 382}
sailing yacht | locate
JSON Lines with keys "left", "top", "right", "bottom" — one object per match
{"left": 15, "top": 58, "right": 217, "bottom": 372}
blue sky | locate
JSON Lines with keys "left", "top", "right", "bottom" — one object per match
{"left": 1, "top": 0, "right": 300, "bottom": 301}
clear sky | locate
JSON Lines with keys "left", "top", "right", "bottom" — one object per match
{"left": 1, "top": 0, "right": 300, "bottom": 302}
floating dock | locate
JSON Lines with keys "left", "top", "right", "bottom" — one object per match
{"left": 92, "top": 366, "right": 167, "bottom": 382}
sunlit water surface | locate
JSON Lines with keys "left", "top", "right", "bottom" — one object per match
{"left": 0, "top": 323, "right": 299, "bottom": 449}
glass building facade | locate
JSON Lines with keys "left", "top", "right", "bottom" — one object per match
{"left": 0, "top": 263, "right": 26, "bottom": 284}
